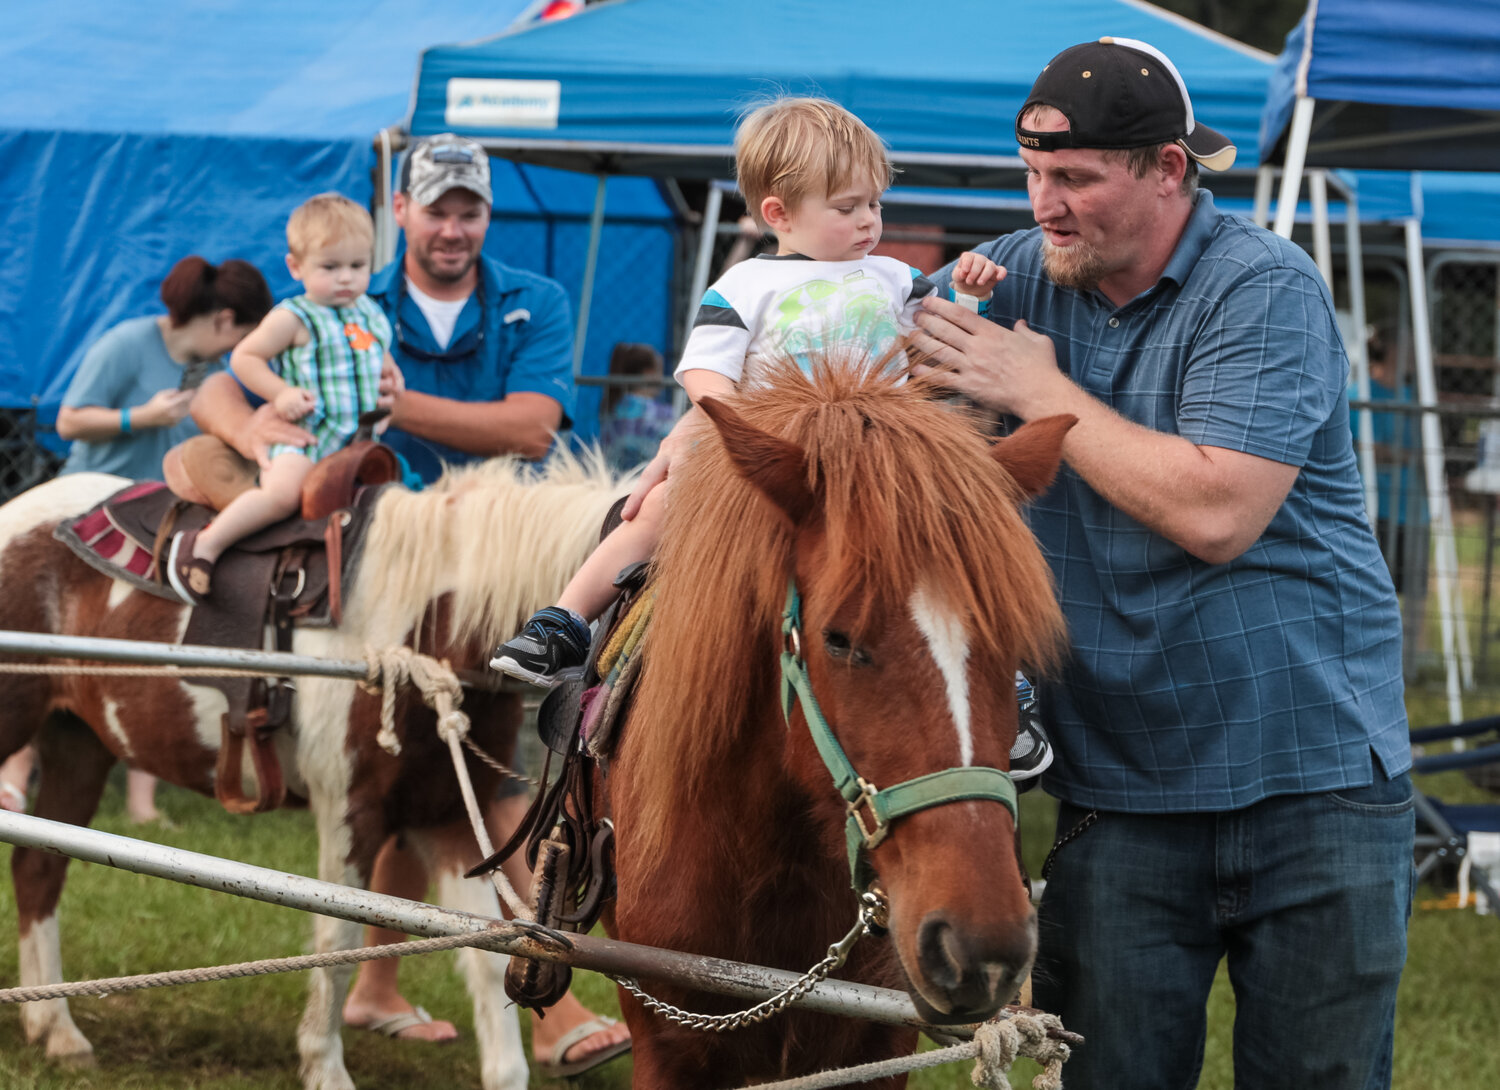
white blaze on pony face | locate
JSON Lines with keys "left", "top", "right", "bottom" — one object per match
{"left": 909, "top": 584, "right": 972, "bottom": 766}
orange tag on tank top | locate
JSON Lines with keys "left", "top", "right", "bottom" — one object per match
{"left": 344, "top": 323, "right": 376, "bottom": 351}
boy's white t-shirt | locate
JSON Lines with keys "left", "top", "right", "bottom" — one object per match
{"left": 405, "top": 277, "right": 469, "bottom": 350}
{"left": 674, "top": 254, "right": 935, "bottom": 385}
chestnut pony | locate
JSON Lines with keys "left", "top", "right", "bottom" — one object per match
{"left": 0, "top": 454, "right": 625, "bottom": 1090}
{"left": 604, "top": 360, "right": 1072, "bottom": 1087}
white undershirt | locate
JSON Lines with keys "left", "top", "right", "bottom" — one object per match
{"left": 405, "top": 277, "right": 468, "bottom": 350}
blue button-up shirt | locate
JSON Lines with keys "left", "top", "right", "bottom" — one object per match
{"left": 938, "top": 192, "right": 1409, "bottom": 813}
{"left": 367, "top": 249, "right": 576, "bottom": 484}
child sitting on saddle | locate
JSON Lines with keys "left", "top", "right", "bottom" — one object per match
{"left": 168, "top": 193, "right": 402, "bottom": 605}
{"left": 491, "top": 96, "right": 1053, "bottom": 781}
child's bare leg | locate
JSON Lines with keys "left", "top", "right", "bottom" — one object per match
{"left": 193, "top": 453, "right": 312, "bottom": 562}
{"left": 556, "top": 482, "right": 666, "bottom": 621}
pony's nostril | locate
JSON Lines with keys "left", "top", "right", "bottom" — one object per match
{"left": 917, "top": 914, "right": 965, "bottom": 992}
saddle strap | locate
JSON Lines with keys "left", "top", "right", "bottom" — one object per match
{"left": 214, "top": 713, "right": 286, "bottom": 815}
{"left": 324, "top": 513, "right": 346, "bottom": 626}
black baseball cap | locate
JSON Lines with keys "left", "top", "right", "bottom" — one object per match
{"left": 1016, "top": 37, "right": 1236, "bottom": 171}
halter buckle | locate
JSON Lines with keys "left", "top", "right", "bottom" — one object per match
{"left": 784, "top": 625, "right": 802, "bottom": 659}
{"left": 848, "top": 777, "right": 889, "bottom": 849}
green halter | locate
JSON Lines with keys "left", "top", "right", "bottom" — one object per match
{"left": 779, "top": 579, "right": 1019, "bottom": 893}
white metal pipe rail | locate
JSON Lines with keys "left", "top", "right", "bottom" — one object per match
{"left": 0, "top": 630, "right": 502, "bottom": 691}
{"left": 0, "top": 810, "right": 946, "bottom": 1034}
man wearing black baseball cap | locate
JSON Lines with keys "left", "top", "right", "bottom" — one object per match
{"left": 913, "top": 38, "right": 1410, "bottom": 1090}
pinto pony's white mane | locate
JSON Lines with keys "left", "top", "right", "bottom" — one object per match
{"left": 342, "top": 449, "right": 630, "bottom": 650}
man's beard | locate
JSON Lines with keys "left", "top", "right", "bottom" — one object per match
{"left": 1041, "top": 238, "right": 1107, "bottom": 292}
{"left": 412, "top": 243, "right": 480, "bottom": 284}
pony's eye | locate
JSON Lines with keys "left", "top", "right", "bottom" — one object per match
{"left": 823, "top": 630, "right": 871, "bottom": 666}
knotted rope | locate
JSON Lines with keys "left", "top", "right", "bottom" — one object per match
{"left": 718, "top": 1010, "right": 1070, "bottom": 1090}
{"left": 362, "top": 645, "right": 530, "bottom": 920}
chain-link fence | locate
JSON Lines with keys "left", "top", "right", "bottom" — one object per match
{"left": 0, "top": 408, "right": 64, "bottom": 507}
{"left": 1351, "top": 255, "right": 1500, "bottom": 724}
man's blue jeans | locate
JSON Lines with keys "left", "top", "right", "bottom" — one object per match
{"left": 1033, "top": 771, "right": 1414, "bottom": 1090}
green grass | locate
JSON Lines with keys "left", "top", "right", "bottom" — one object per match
{"left": 2, "top": 764, "right": 1499, "bottom": 1089}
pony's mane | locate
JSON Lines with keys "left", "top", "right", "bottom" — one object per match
{"left": 343, "top": 449, "right": 629, "bottom": 652}
{"left": 629, "top": 359, "right": 1066, "bottom": 845}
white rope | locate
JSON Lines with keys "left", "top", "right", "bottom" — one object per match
{"left": 362, "top": 646, "right": 531, "bottom": 920}
{"left": 720, "top": 1013, "right": 1070, "bottom": 1090}
{"left": 0, "top": 928, "right": 516, "bottom": 1005}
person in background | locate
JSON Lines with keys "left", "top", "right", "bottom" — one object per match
{"left": 188, "top": 135, "right": 630, "bottom": 1076}
{"left": 598, "top": 342, "right": 676, "bottom": 473}
{"left": 910, "top": 38, "right": 1412, "bottom": 1090}
{"left": 0, "top": 255, "right": 273, "bottom": 823}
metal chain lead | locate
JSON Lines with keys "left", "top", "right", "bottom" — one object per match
{"left": 612, "top": 892, "right": 887, "bottom": 1033}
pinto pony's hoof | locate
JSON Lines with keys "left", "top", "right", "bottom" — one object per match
{"left": 46, "top": 1039, "right": 95, "bottom": 1068}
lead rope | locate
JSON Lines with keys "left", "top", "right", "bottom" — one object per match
{"left": 719, "top": 1010, "right": 1070, "bottom": 1090}
{"left": 362, "top": 646, "right": 531, "bottom": 920}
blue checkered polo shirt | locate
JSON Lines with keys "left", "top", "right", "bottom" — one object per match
{"left": 938, "top": 191, "right": 1409, "bottom": 813}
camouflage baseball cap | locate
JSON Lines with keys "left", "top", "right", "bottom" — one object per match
{"left": 400, "top": 134, "right": 492, "bottom": 207}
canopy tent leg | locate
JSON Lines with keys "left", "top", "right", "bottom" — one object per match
{"left": 676, "top": 184, "right": 724, "bottom": 413}
{"left": 1308, "top": 170, "right": 1334, "bottom": 288}
{"left": 1253, "top": 165, "right": 1274, "bottom": 229}
{"left": 573, "top": 174, "right": 608, "bottom": 380}
{"left": 1342, "top": 190, "right": 1378, "bottom": 525}
{"left": 1272, "top": 96, "right": 1316, "bottom": 239}
{"left": 374, "top": 128, "right": 399, "bottom": 272}
{"left": 1407, "top": 217, "right": 1467, "bottom": 721}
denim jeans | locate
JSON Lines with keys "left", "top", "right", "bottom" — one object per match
{"left": 1033, "top": 770, "right": 1414, "bottom": 1090}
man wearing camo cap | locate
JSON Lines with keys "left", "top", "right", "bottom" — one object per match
{"left": 187, "top": 134, "right": 631, "bottom": 1074}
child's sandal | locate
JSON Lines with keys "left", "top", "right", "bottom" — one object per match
{"left": 166, "top": 529, "right": 214, "bottom": 605}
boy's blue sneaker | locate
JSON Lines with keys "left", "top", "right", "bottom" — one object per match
{"left": 1011, "top": 671, "right": 1053, "bottom": 786}
{"left": 489, "top": 607, "right": 591, "bottom": 686}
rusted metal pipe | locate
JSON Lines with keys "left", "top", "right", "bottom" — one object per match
{"left": 0, "top": 810, "right": 945, "bottom": 1033}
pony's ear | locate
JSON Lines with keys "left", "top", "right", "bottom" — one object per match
{"left": 699, "top": 396, "right": 815, "bottom": 525}
{"left": 991, "top": 414, "right": 1077, "bottom": 498}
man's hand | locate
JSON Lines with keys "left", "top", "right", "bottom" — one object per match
{"left": 377, "top": 354, "right": 405, "bottom": 411}
{"left": 138, "top": 388, "right": 197, "bottom": 429}
{"left": 910, "top": 296, "right": 1069, "bottom": 419}
{"left": 244, "top": 403, "right": 314, "bottom": 469}
{"left": 949, "top": 252, "right": 1005, "bottom": 300}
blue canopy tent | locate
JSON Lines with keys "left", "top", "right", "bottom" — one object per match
{"left": 1259, "top": 0, "right": 1500, "bottom": 720}
{"left": 405, "top": 0, "right": 1276, "bottom": 369}
{"left": 407, "top": 0, "right": 1273, "bottom": 187}
{"left": 0, "top": 0, "right": 676, "bottom": 446}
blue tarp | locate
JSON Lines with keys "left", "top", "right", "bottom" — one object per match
{"left": 408, "top": 0, "right": 1275, "bottom": 187}
{"left": 0, "top": 0, "right": 676, "bottom": 428}
{"left": 1260, "top": 0, "right": 1500, "bottom": 171}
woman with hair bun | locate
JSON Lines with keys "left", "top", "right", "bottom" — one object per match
{"left": 56, "top": 255, "right": 273, "bottom": 479}
{"left": 4, "top": 255, "right": 274, "bottom": 823}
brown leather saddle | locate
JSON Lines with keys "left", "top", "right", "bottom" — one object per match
{"left": 466, "top": 498, "right": 650, "bottom": 1011}
{"left": 54, "top": 441, "right": 399, "bottom": 814}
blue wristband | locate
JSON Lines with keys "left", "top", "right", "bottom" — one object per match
{"left": 120, "top": 407, "right": 132, "bottom": 435}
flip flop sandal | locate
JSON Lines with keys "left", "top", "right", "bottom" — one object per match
{"left": 166, "top": 529, "right": 215, "bottom": 605}
{"left": 536, "top": 1015, "right": 632, "bottom": 1080}
{"left": 351, "top": 1005, "right": 455, "bottom": 1043}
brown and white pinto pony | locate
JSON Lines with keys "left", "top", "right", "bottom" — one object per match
{"left": 604, "top": 360, "right": 1073, "bottom": 1087}
{"left": 0, "top": 454, "right": 626, "bottom": 1090}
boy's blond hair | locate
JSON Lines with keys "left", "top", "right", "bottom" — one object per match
{"left": 286, "top": 193, "right": 374, "bottom": 258}
{"left": 735, "top": 97, "right": 893, "bottom": 228}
